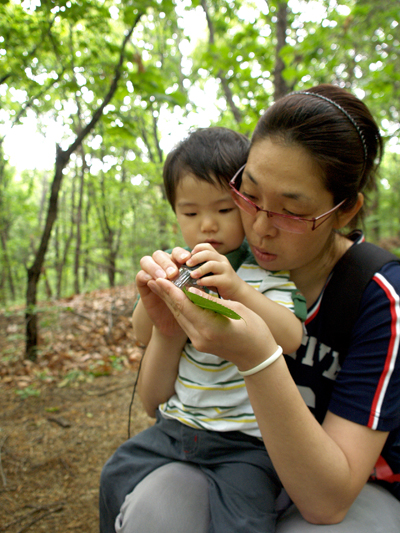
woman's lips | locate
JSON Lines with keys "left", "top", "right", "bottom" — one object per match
{"left": 251, "top": 245, "right": 278, "bottom": 264}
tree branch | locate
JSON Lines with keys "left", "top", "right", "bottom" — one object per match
{"left": 200, "top": 0, "right": 243, "bottom": 123}
{"left": 28, "top": 12, "right": 144, "bottom": 279}
{"left": 65, "top": 12, "right": 144, "bottom": 159}
{"left": 25, "top": 11, "right": 145, "bottom": 359}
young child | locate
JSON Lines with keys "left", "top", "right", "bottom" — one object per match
{"left": 100, "top": 127, "right": 306, "bottom": 533}
{"left": 133, "top": 127, "right": 304, "bottom": 354}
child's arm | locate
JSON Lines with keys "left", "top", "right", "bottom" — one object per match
{"left": 187, "top": 244, "right": 303, "bottom": 354}
{"left": 137, "top": 326, "right": 187, "bottom": 417}
{"left": 132, "top": 299, "right": 153, "bottom": 346}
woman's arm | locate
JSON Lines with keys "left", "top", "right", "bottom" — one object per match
{"left": 244, "top": 362, "right": 388, "bottom": 524}
{"left": 188, "top": 244, "right": 303, "bottom": 354}
{"left": 137, "top": 326, "right": 187, "bottom": 417}
{"left": 225, "top": 281, "right": 303, "bottom": 354}
{"left": 148, "top": 278, "right": 389, "bottom": 524}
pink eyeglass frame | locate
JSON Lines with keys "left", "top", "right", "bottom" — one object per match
{"left": 229, "top": 165, "right": 347, "bottom": 233}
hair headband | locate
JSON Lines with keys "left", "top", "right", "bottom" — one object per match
{"left": 288, "top": 91, "right": 368, "bottom": 169}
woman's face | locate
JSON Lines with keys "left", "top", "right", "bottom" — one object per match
{"left": 240, "top": 138, "right": 341, "bottom": 276}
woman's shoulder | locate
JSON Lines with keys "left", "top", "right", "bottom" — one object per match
{"left": 367, "top": 260, "right": 400, "bottom": 298}
{"left": 338, "top": 236, "right": 400, "bottom": 316}
{"left": 359, "top": 237, "right": 400, "bottom": 291}
{"left": 338, "top": 232, "right": 400, "bottom": 288}
{"left": 357, "top": 260, "right": 400, "bottom": 327}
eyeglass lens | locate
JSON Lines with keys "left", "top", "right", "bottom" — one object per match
{"left": 231, "top": 178, "right": 308, "bottom": 234}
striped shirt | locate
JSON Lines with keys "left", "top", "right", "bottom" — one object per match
{"left": 160, "top": 247, "right": 300, "bottom": 438}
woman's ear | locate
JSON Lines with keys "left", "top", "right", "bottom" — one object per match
{"left": 334, "top": 193, "right": 364, "bottom": 229}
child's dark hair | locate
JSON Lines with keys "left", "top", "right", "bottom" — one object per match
{"left": 163, "top": 127, "right": 250, "bottom": 210}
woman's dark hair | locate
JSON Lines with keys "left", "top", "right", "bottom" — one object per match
{"left": 252, "top": 84, "right": 383, "bottom": 229}
{"left": 163, "top": 127, "right": 250, "bottom": 211}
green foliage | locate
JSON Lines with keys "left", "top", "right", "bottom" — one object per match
{"left": 1, "top": 0, "right": 400, "bottom": 308}
{"left": 182, "top": 287, "right": 243, "bottom": 320}
{"left": 15, "top": 385, "right": 41, "bottom": 399}
{"left": 365, "top": 152, "right": 400, "bottom": 245}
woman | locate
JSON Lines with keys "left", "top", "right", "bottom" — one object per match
{"left": 100, "top": 85, "right": 400, "bottom": 532}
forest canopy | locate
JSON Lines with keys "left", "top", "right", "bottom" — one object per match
{"left": 1, "top": 0, "right": 400, "bottom": 313}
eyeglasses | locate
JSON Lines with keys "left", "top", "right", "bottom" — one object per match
{"left": 229, "top": 165, "right": 347, "bottom": 234}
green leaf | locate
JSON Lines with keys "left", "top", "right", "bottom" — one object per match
{"left": 182, "top": 287, "right": 242, "bottom": 320}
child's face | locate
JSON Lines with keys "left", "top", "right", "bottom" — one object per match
{"left": 174, "top": 173, "right": 245, "bottom": 254}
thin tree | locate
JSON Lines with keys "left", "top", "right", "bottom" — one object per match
{"left": 274, "top": 2, "right": 290, "bottom": 101}
{"left": 25, "top": 13, "right": 143, "bottom": 360}
{"left": 201, "top": 0, "right": 243, "bottom": 124}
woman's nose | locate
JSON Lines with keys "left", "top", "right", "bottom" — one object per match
{"left": 252, "top": 210, "right": 278, "bottom": 237}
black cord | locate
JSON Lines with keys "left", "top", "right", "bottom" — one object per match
{"left": 127, "top": 353, "right": 144, "bottom": 439}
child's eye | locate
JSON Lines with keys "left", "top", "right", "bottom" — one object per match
{"left": 183, "top": 212, "right": 197, "bottom": 217}
{"left": 219, "top": 208, "right": 234, "bottom": 214}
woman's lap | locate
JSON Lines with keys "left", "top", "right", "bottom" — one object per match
{"left": 276, "top": 482, "right": 400, "bottom": 532}
{"left": 115, "top": 462, "right": 400, "bottom": 533}
{"left": 115, "top": 462, "right": 210, "bottom": 533}
{"left": 100, "top": 415, "right": 280, "bottom": 532}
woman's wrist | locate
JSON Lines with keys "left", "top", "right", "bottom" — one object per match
{"left": 237, "top": 345, "right": 283, "bottom": 376}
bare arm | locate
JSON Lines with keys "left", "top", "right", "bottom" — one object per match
{"left": 133, "top": 250, "right": 191, "bottom": 417}
{"left": 148, "top": 278, "right": 389, "bottom": 524}
{"left": 137, "top": 326, "right": 187, "bottom": 417}
{"left": 188, "top": 244, "right": 303, "bottom": 354}
{"left": 245, "top": 361, "right": 388, "bottom": 524}
{"left": 132, "top": 299, "right": 153, "bottom": 346}
{"left": 225, "top": 280, "right": 302, "bottom": 354}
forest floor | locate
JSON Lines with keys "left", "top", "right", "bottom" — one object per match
{"left": 0, "top": 285, "right": 153, "bottom": 533}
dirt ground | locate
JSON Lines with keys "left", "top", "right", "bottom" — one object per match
{"left": 0, "top": 286, "right": 153, "bottom": 533}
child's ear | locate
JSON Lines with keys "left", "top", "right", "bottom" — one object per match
{"left": 334, "top": 193, "right": 364, "bottom": 229}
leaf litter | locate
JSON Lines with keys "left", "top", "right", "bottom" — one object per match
{"left": 0, "top": 284, "right": 153, "bottom": 532}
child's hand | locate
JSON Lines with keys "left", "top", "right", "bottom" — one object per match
{"left": 139, "top": 248, "right": 191, "bottom": 283}
{"left": 185, "top": 243, "right": 246, "bottom": 301}
{"left": 150, "top": 277, "right": 278, "bottom": 370}
{"left": 135, "top": 249, "right": 191, "bottom": 338}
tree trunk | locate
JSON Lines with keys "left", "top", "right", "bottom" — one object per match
{"left": 26, "top": 147, "right": 68, "bottom": 360}
{"left": 74, "top": 146, "right": 86, "bottom": 294}
{"left": 83, "top": 183, "right": 91, "bottom": 286}
{"left": 55, "top": 223, "right": 64, "bottom": 299}
{"left": 201, "top": 0, "right": 243, "bottom": 123}
{"left": 0, "top": 138, "right": 15, "bottom": 302}
{"left": 41, "top": 267, "right": 53, "bottom": 299}
{"left": 107, "top": 250, "right": 117, "bottom": 288}
{"left": 274, "top": 2, "right": 289, "bottom": 101}
{"left": 0, "top": 230, "right": 15, "bottom": 301}
{"left": 24, "top": 13, "right": 143, "bottom": 360}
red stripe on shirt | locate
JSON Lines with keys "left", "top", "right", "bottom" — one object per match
{"left": 305, "top": 291, "right": 324, "bottom": 325}
{"left": 368, "top": 274, "right": 400, "bottom": 429}
{"left": 371, "top": 455, "right": 400, "bottom": 483}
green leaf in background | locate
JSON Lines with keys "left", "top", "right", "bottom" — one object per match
{"left": 182, "top": 287, "right": 242, "bottom": 320}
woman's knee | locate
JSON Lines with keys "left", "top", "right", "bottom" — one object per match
{"left": 276, "top": 483, "right": 400, "bottom": 533}
{"left": 115, "top": 462, "right": 210, "bottom": 533}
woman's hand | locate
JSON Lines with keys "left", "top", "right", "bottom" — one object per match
{"left": 147, "top": 277, "right": 279, "bottom": 372}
